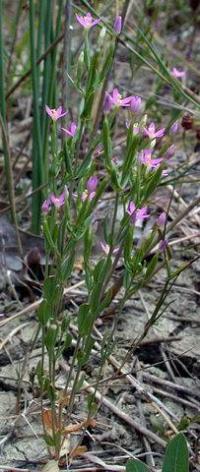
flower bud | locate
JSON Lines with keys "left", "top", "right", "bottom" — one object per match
{"left": 166, "top": 144, "right": 176, "bottom": 159}
{"left": 114, "top": 15, "right": 122, "bottom": 34}
{"left": 170, "top": 121, "right": 180, "bottom": 134}
{"left": 130, "top": 96, "right": 142, "bottom": 113}
{"left": 159, "top": 239, "right": 169, "bottom": 252}
{"left": 157, "top": 212, "right": 167, "bottom": 227}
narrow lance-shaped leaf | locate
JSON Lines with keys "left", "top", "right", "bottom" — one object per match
{"left": 103, "top": 117, "right": 113, "bottom": 168}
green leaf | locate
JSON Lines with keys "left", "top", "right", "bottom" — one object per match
{"left": 78, "top": 303, "right": 91, "bottom": 336}
{"left": 82, "top": 52, "right": 100, "bottom": 118}
{"left": 99, "top": 45, "right": 114, "bottom": 83}
{"left": 90, "top": 258, "right": 112, "bottom": 313}
{"left": 144, "top": 166, "right": 162, "bottom": 200}
{"left": 77, "top": 335, "right": 94, "bottom": 367}
{"left": 63, "top": 141, "right": 73, "bottom": 176}
{"left": 37, "top": 300, "right": 51, "bottom": 325}
{"left": 145, "top": 254, "right": 158, "bottom": 281}
{"left": 97, "top": 287, "right": 113, "bottom": 314}
{"left": 77, "top": 149, "right": 94, "bottom": 177}
{"left": 126, "top": 458, "right": 149, "bottom": 472}
{"left": 103, "top": 117, "right": 113, "bottom": 168}
{"left": 121, "top": 132, "right": 138, "bottom": 187}
{"left": 45, "top": 324, "right": 58, "bottom": 353}
{"left": 162, "top": 433, "right": 189, "bottom": 472}
{"left": 43, "top": 220, "right": 59, "bottom": 254}
{"left": 124, "top": 226, "right": 134, "bottom": 269}
{"left": 60, "top": 251, "right": 75, "bottom": 281}
{"left": 43, "top": 276, "right": 57, "bottom": 304}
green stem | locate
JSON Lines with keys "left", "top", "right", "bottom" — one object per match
{"left": 29, "top": 0, "right": 44, "bottom": 233}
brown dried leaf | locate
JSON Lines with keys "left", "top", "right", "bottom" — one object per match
{"left": 70, "top": 445, "right": 88, "bottom": 458}
{"left": 64, "top": 418, "right": 96, "bottom": 434}
{"left": 42, "top": 409, "right": 59, "bottom": 433}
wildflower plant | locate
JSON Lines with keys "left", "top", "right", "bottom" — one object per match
{"left": 35, "top": 6, "right": 193, "bottom": 463}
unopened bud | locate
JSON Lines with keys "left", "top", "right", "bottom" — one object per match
{"left": 114, "top": 15, "right": 122, "bottom": 34}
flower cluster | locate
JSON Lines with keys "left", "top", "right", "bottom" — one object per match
{"left": 171, "top": 67, "right": 185, "bottom": 79}
{"left": 105, "top": 88, "right": 142, "bottom": 112}
{"left": 144, "top": 122, "right": 165, "bottom": 140}
{"left": 45, "top": 105, "right": 67, "bottom": 122}
{"left": 82, "top": 176, "right": 99, "bottom": 201}
{"left": 42, "top": 190, "right": 67, "bottom": 214}
{"left": 127, "top": 201, "right": 149, "bottom": 225}
{"left": 61, "top": 122, "right": 77, "bottom": 138}
{"left": 43, "top": 12, "right": 182, "bottom": 254}
{"left": 45, "top": 104, "right": 77, "bottom": 138}
{"left": 76, "top": 12, "right": 100, "bottom": 29}
{"left": 139, "top": 149, "right": 163, "bottom": 170}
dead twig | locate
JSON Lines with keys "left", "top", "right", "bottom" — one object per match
{"left": 136, "top": 359, "right": 155, "bottom": 468}
{"left": 0, "top": 467, "right": 30, "bottom": 472}
{"left": 143, "top": 372, "right": 200, "bottom": 400}
{"left": 0, "top": 280, "right": 85, "bottom": 327}
{"left": 83, "top": 380, "right": 166, "bottom": 448}
{"left": 151, "top": 386, "right": 200, "bottom": 411}
{"left": 6, "top": 33, "right": 64, "bottom": 99}
{"left": 0, "top": 322, "right": 29, "bottom": 351}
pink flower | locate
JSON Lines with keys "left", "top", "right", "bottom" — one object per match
{"left": 104, "top": 93, "right": 113, "bottom": 112}
{"left": 41, "top": 190, "right": 66, "bottom": 214}
{"left": 105, "top": 88, "right": 135, "bottom": 110}
{"left": 100, "top": 241, "right": 119, "bottom": 255}
{"left": 42, "top": 196, "right": 52, "bottom": 214}
{"left": 139, "top": 149, "right": 163, "bottom": 169}
{"left": 127, "top": 201, "right": 149, "bottom": 224}
{"left": 170, "top": 121, "right": 180, "bottom": 133}
{"left": 130, "top": 96, "right": 142, "bottom": 113}
{"left": 156, "top": 212, "right": 167, "bottom": 226}
{"left": 159, "top": 239, "right": 169, "bottom": 252}
{"left": 171, "top": 67, "right": 185, "bottom": 79}
{"left": 87, "top": 176, "right": 98, "bottom": 192}
{"left": 144, "top": 122, "right": 165, "bottom": 140}
{"left": 45, "top": 105, "right": 68, "bottom": 121}
{"left": 114, "top": 15, "right": 122, "bottom": 34}
{"left": 50, "top": 191, "right": 66, "bottom": 208}
{"left": 61, "top": 122, "right": 77, "bottom": 138}
{"left": 82, "top": 176, "right": 99, "bottom": 201}
{"left": 76, "top": 12, "right": 100, "bottom": 29}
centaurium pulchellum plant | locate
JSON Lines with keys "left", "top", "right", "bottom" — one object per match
{"left": 37, "top": 9, "right": 182, "bottom": 460}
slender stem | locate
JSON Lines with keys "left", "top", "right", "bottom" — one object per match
{"left": 0, "top": 0, "right": 20, "bottom": 235}
{"left": 0, "top": 0, "right": 6, "bottom": 121}
{"left": 6, "top": 32, "right": 64, "bottom": 100}
{"left": 64, "top": 335, "right": 82, "bottom": 396}
{"left": 0, "top": 112, "right": 22, "bottom": 255}
{"left": 29, "top": 0, "right": 44, "bottom": 233}
{"left": 66, "top": 361, "right": 82, "bottom": 422}
{"left": 6, "top": 0, "right": 23, "bottom": 79}
{"left": 62, "top": 0, "right": 72, "bottom": 113}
